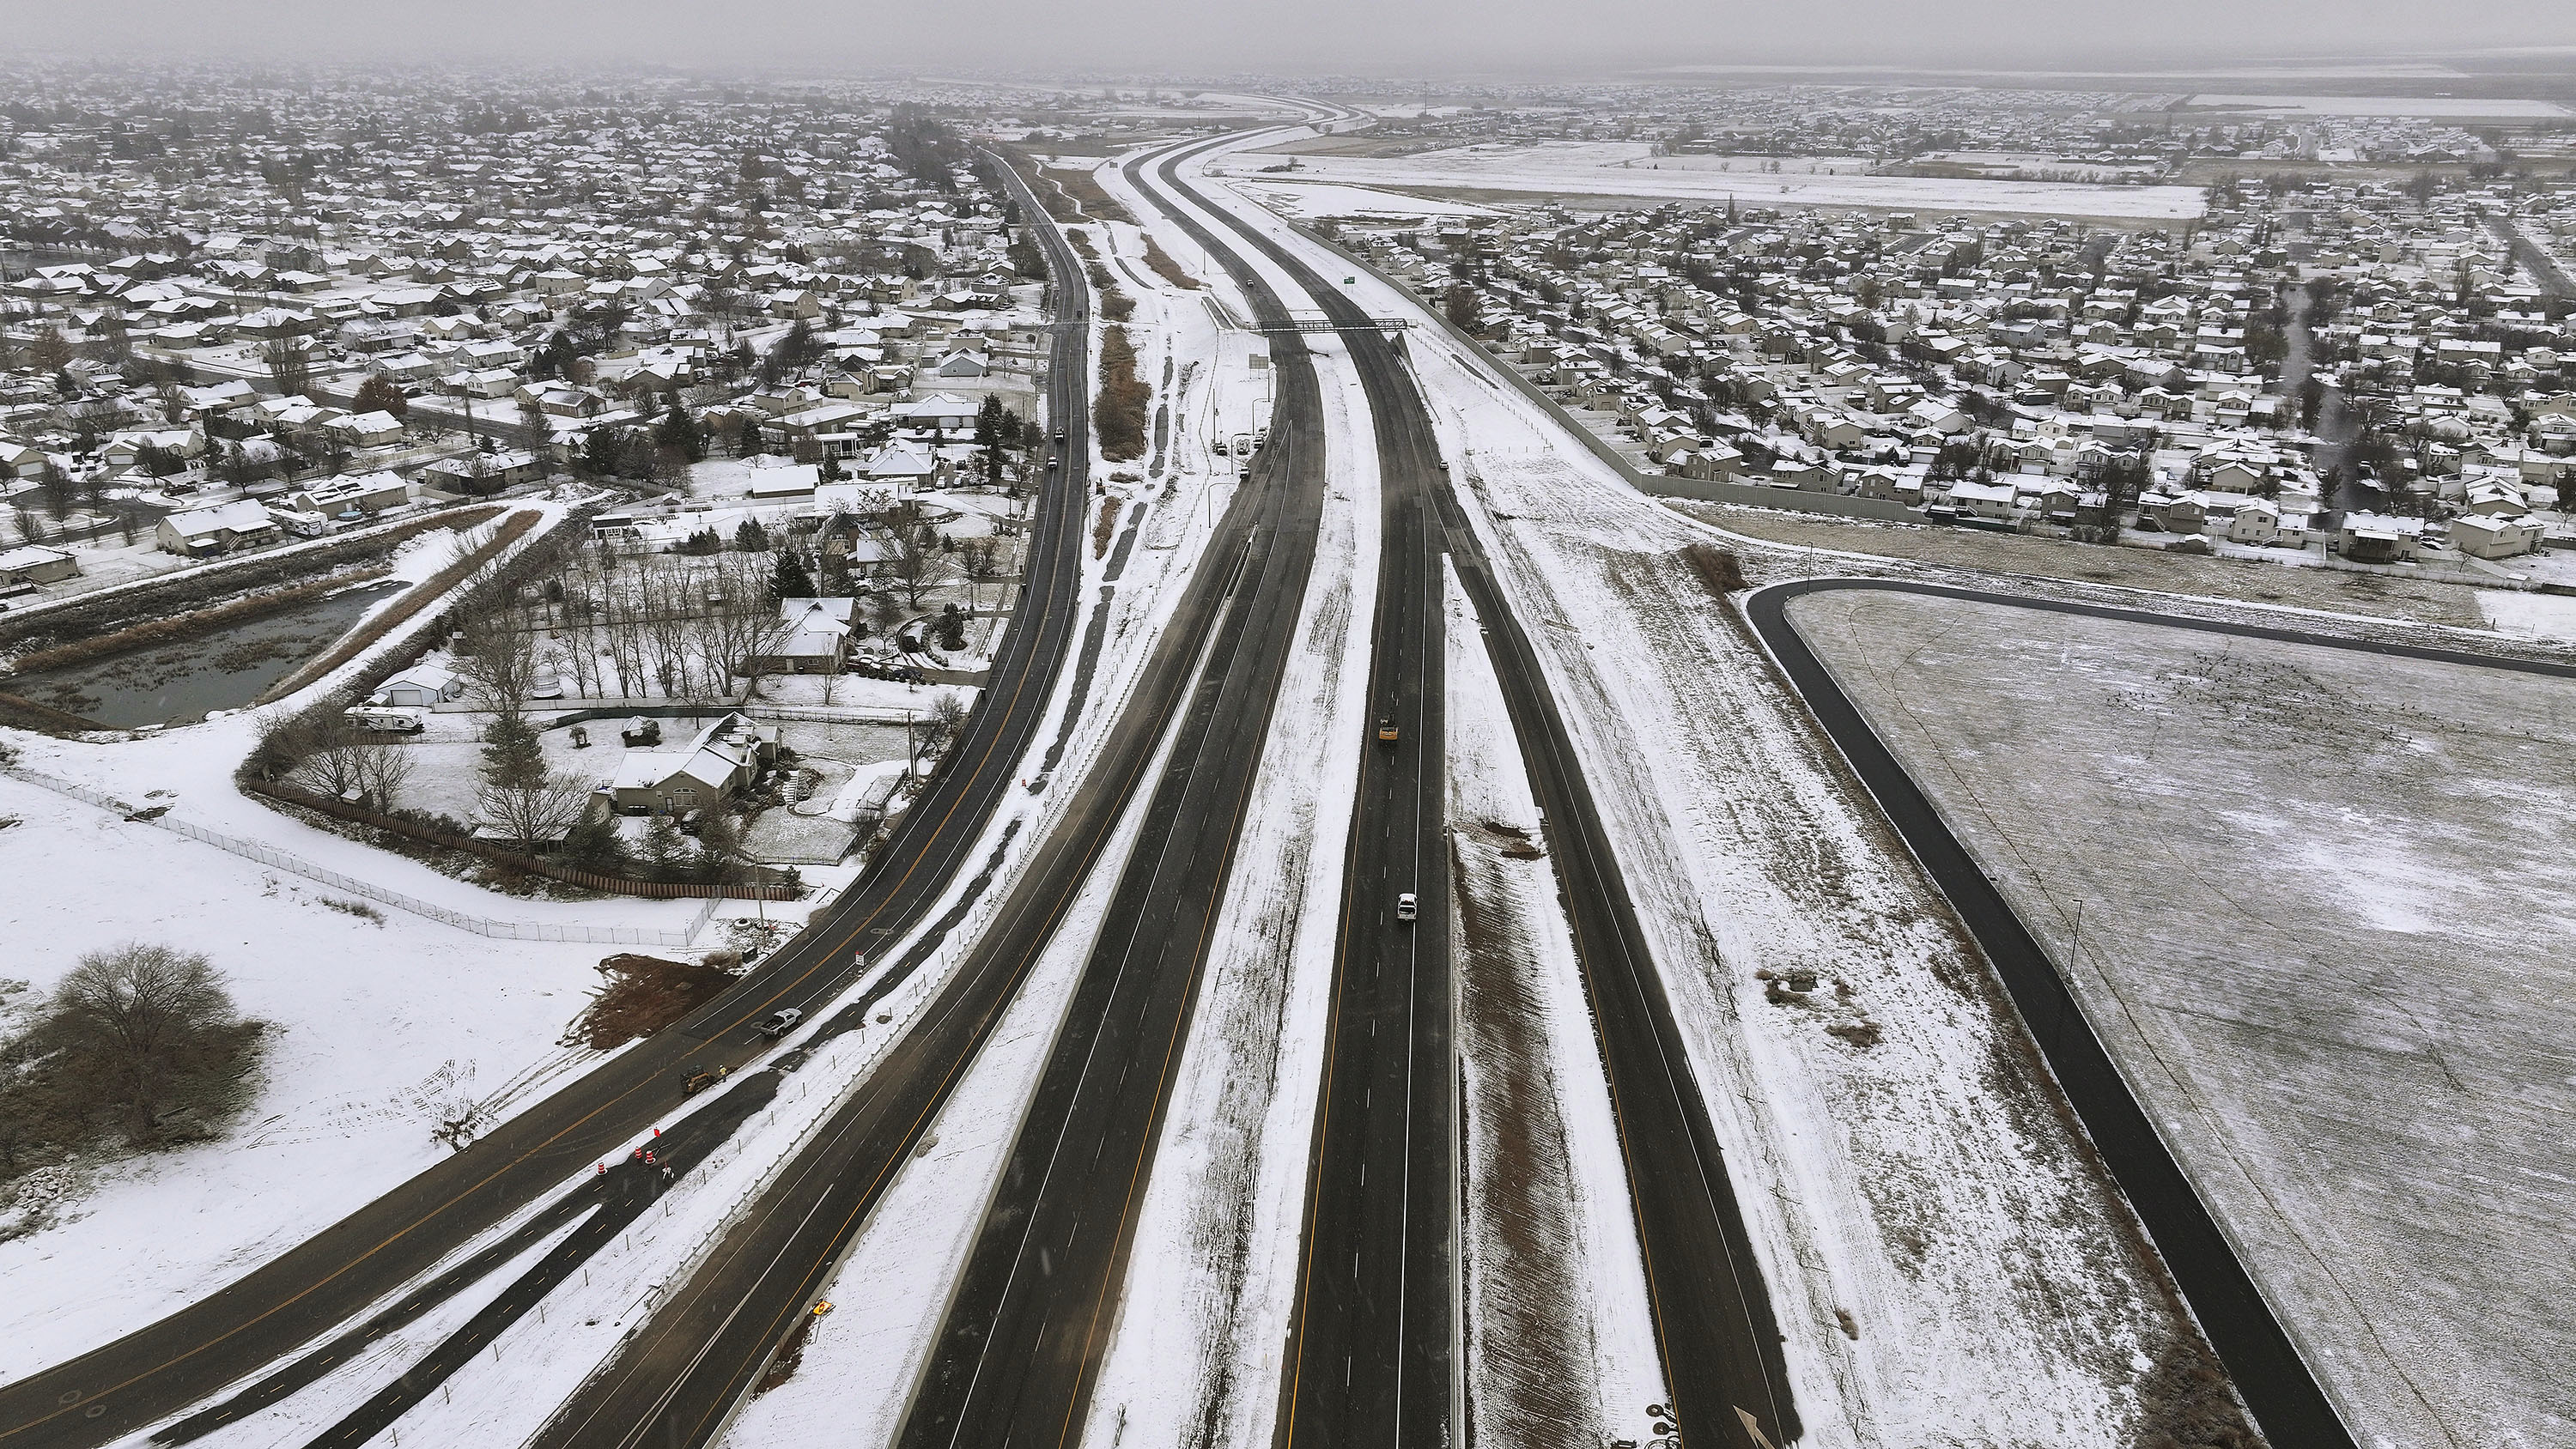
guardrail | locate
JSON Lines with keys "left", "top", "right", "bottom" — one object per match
{"left": 3, "top": 761, "right": 714, "bottom": 947}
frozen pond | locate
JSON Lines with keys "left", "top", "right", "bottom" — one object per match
{"left": 5, "top": 581, "right": 403, "bottom": 728}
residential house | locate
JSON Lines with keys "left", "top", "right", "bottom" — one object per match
{"left": 0, "top": 544, "right": 80, "bottom": 589}
{"left": 2137, "top": 490, "right": 2208, "bottom": 534}
{"left": 2224, "top": 497, "right": 2284, "bottom": 546}
{"left": 750, "top": 598, "right": 855, "bottom": 673}
{"left": 2333, "top": 512, "right": 2424, "bottom": 564}
{"left": 892, "top": 391, "right": 979, "bottom": 435}
{"left": 421, "top": 449, "right": 542, "bottom": 494}
{"left": 2447, "top": 512, "right": 2541, "bottom": 559}
{"left": 607, "top": 712, "right": 780, "bottom": 815}
{"left": 156, "top": 500, "right": 280, "bottom": 556}
{"left": 327, "top": 410, "right": 407, "bottom": 448}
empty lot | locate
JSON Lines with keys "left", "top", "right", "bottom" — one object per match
{"left": 1789, "top": 587, "right": 2576, "bottom": 1449}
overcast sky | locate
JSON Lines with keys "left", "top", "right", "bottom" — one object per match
{"left": 2, "top": 1, "right": 2573, "bottom": 77}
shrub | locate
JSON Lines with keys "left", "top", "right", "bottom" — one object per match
{"left": 1092, "top": 326, "right": 1150, "bottom": 461}
{"left": 3, "top": 944, "right": 267, "bottom": 1162}
{"left": 1141, "top": 236, "right": 1200, "bottom": 291}
{"left": 1680, "top": 543, "right": 1748, "bottom": 596}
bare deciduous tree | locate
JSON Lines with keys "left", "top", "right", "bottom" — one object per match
{"left": 927, "top": 688, "right": 970, "bottom": 746}
{"left": 287, "top": 718, "right": 369, "bottom": 799}
{"left": 882, "top": 525, "right": 953, "bottom": 609}
{"left": 959, "top": 537, "right": 1002, "bottom": 611}
{"left": 46, "top": 944, "right": 261, "bottom": 1145}
{"left": 351, "top": 744, "right": 416, "bottom": 811}
{"left": 477, "top": 770, "right": 596, "bottom": 852}
{"left": 453, "top": 603, "right": 542, "bottom": 718}
{"left": 261, "top": 336, "right": 314, "bottom": 397}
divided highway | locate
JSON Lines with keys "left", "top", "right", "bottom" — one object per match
{"left": 894, "top": 125, "right": 1340, "bottom": 1449}
{"left": 530, "top": 131, "right": 1332, "bottom": 1449}
{"left": 0, "top": 149, "right": 1092, "bottom": 1449}
{"left": 1199, "top": 123, "right": 1803, "bottom": 1449}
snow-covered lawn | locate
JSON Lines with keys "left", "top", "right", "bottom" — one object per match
{"left": 1791, "top": 587, "right": 2576, "bottom": 1449}
{"left": 0, "top": 775, "right": 611, "bottom": 1378}
{"left": 1213, "top": 140, "right": 2211, "bottom": 220}
{"left": 2477, "top": 586, "right": 2576, "bottom": 641}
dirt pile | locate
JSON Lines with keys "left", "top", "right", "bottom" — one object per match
{"left": 561, "top": 952, "right": 741, "bottom": 1051}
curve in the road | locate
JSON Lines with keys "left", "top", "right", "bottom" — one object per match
{"left": 1736, "top": 574, "right": 2561, "bottom": 1449}
{"left": 0, "top": 149, "right": 1094, "bottom": 1449}
{"left": 1220, "top": 121, "right": 1801, "bottom": 1449}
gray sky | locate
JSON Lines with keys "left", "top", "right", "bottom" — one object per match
{"left": 2, "top": 1, "right": 2573, "bottom": 76}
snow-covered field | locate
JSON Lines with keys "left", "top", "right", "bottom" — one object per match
{"left": 1214, "top": 140, "right": 2210, "bottom": 220}
{"left": 2189, "top": 93, "right": 2572, "bottom": 118}
{"left": 0, "top": 500, "right": 719, "bottom": 1378}
{"left": 1791, "top": 588, "right": 2576, "bottom": 1449}
{"left": 1233, "top": 179, "right": 1500, "bottom": 221}
{"left": 0, "top": 775, "right": 611, "bottom": 1377}
{"left": 2477, "top": 586, "right": 2576, "bottom": 641}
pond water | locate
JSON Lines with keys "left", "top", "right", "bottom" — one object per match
{"left": 4, "top": 581, "right": 406, "bottom": 729}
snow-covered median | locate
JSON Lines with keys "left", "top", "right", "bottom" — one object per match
{"left": 1207, "top": 191, "right": 2256, "bottom": 1441}
{"left": 1442, "top": 560, "right": 1667, "bottom": 1449}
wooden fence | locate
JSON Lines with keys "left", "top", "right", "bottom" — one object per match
{"left": 246, "top": 779, "right": 801, "bottom": 902}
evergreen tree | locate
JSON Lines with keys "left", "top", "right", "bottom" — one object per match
{"left": 352, "top": 373, "right": 410, "bottom": 419}
{"left": 582, "top": 427, "right": 623, "bottom": 476}
{"left": 480, "top": 714, "right": 545, "bottom": 791}
{"left": 694, "top": 813, "right": 745, "bottom": 883}
{"left": 769, "top": 551, "right": 817, "bottom": 603}
{"left": 559, "top": 815, "right": 629, "bottom": 872}
{"left": 641, "top": 814, "right": 690, "bottom": 878}
{"left": 738, "top": 416, "right": 764, "bottom": 457}
{"left": 656, "top": 402, "right": 704, "bottom": 463}
{"left": 734, "top": 517, "right": 770, "bottom": 551}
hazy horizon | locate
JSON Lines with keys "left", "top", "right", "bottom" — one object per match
{"left": 3, "top": 1, "right": 2575, "bottom": 82}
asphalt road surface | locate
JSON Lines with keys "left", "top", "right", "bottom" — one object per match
{"left": 1216, "top": 119, "right": 1801, "bottom": 1449}
{"left": 1745, "top": 575, "right": 2576, "bottom": 1449}
{"left": 526, "top": 136, "right": 1327, "bottom": 1449}
{"left": 0, "top": 151, "right": 1092, "bottom": 1449}
{"left": 1158, "top": 114, "right": 1468, "bottom": 1449}
{"left": 893, "top": 124, "right": 1343, "bottom": 1449}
